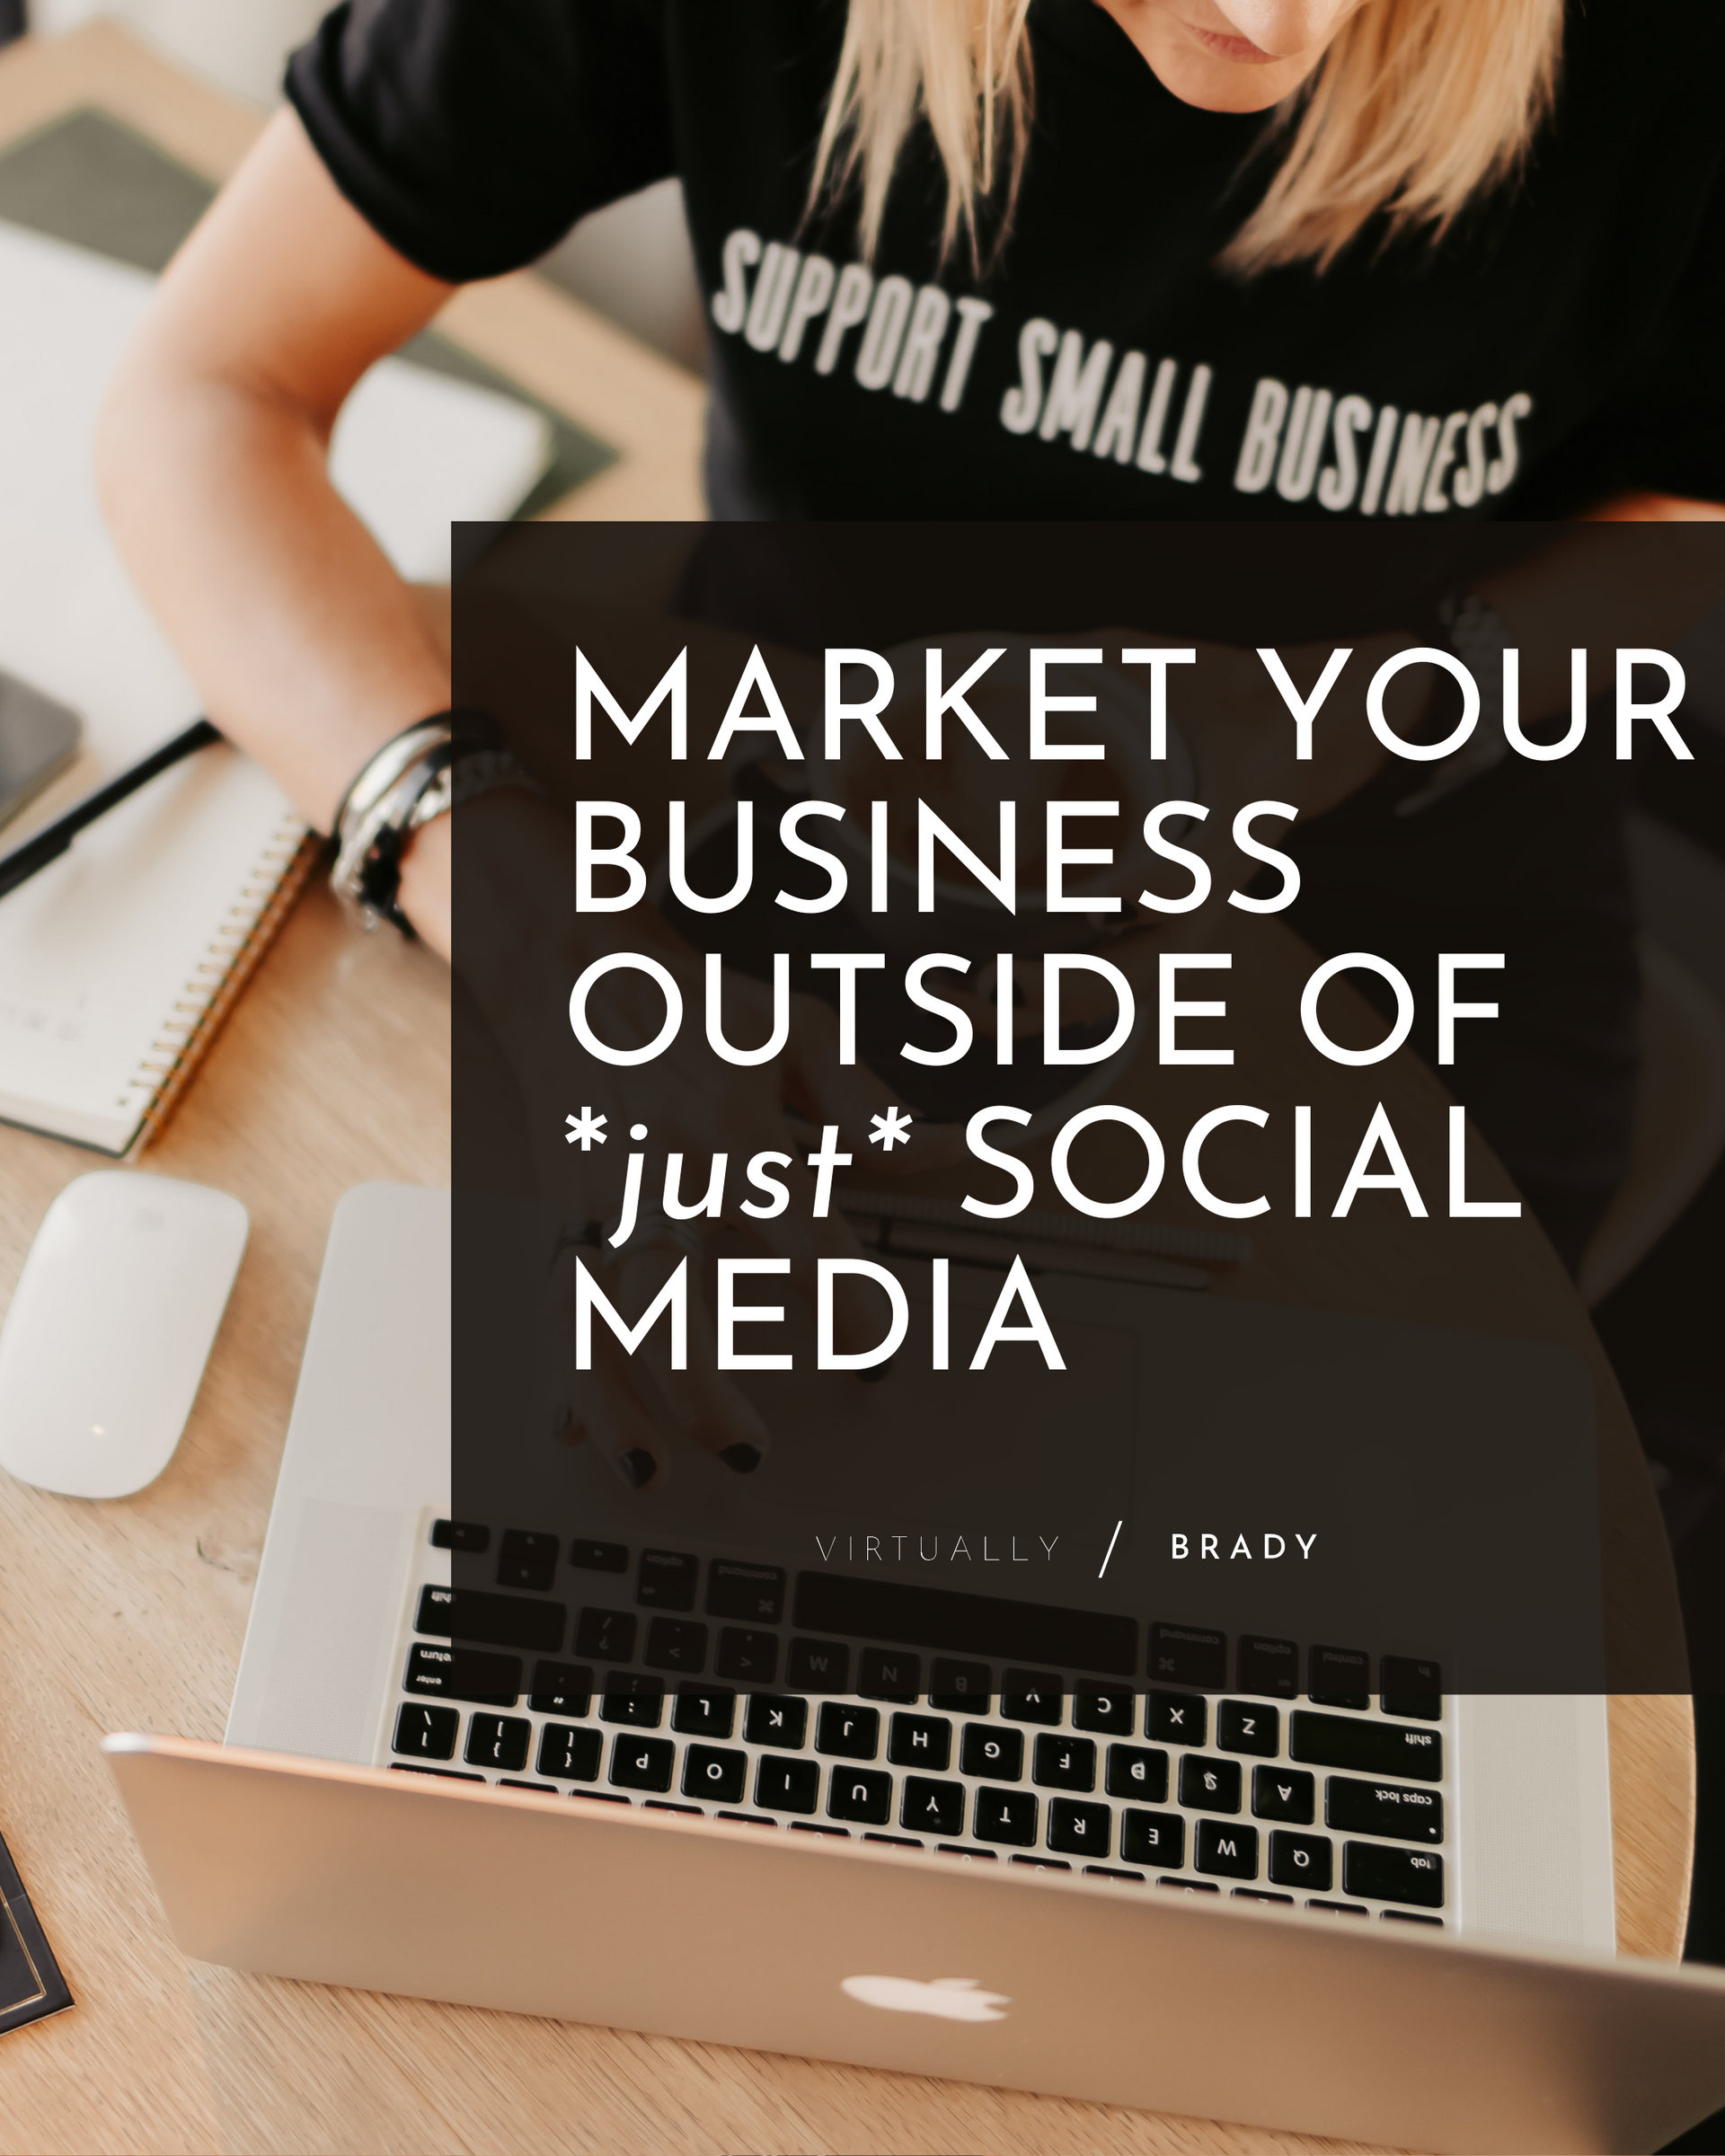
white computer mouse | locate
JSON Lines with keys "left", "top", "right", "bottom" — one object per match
{"left": 0, "top": 1170, "right": 248, "bottom": 1499}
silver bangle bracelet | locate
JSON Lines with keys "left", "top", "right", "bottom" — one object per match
{"left": 330, "top": 712, "right": 544, "bottom": 935}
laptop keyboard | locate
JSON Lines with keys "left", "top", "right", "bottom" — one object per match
{"left": 378, "top": 1515, "right": 1450, "bottom": 1925}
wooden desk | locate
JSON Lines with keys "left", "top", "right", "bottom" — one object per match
{"left": 0, "top": 24, "right": 1696, "bottom": 2156}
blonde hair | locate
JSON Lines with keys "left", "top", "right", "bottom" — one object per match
{"left": 811, "top": 0, "right": 1563, "bottom": 276}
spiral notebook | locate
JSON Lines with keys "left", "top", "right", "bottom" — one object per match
{"left": 0, "top": 215, "right": 553, "bottom": 1156}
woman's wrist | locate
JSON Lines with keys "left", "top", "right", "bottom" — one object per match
{"left": 396, "top": 809, "right": 452, "bottom": 960}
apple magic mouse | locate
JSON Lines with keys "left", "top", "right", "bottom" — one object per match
{"left": 0, "top": 1170, "right": 248, "bottom": 1499}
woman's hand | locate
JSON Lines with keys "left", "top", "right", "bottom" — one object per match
{"left": 455, "top": 787, "right": 962, "bottom": 1493}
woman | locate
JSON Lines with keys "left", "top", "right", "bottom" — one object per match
{"left": 96, "top": 0, "right": 1724, "bottom": 916}
{"left": 96, "top": 0, "right": 1722, "bottom": 1476}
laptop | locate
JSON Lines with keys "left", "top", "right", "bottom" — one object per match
{"left": 104, "top": 1183, "right": 1725, "bottom": 2152}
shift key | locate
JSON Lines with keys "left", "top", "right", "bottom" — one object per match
{"left": 416, "top": 1585, "right": 565, "bottom": 1654}
{"left": 1289, "top": 1711, "right": 1442, "bottom": 1781}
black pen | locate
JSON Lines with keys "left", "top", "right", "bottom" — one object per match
{"left": 0, "top": 717, "right": 220, "bottom": 902}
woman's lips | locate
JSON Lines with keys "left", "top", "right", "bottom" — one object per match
{"left": 1187, "top": 22, "right": 1284, "bottom": 63}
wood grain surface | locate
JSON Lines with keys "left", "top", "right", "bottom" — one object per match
{"left": 0, "top": 23, "right": 1697, "bottom": 2156}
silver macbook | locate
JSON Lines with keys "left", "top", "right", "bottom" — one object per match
{"left": 105, "top": 1182, "right": 1725, "bottom": 2152}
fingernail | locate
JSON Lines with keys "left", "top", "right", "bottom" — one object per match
{"left": 719, "top": 1442, "right": 763, "bottom": 1475}
{"left": 616, "top": 1447, "right": 658, "bottom": 1489}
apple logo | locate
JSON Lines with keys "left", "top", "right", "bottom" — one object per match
{"left": 841, "top": 1975, "right": 1011, "bottom": 2022}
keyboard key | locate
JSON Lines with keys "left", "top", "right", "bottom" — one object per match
{"left": 714, "top": 1628, "right": 777, "bottom": 1683}
{"left": 430, "top": 1518, "right": 489, "bottom": 1552}
{"left": 901, "top": 1776, "right": 966, "bottom": 1836}
{"left": 960, "top": 1724, "right": 1023, "bottom": 1780}
{"left": 1148, "top": 1623, "right": 1226, "bottom": 1690}
{"left": 683, "top": 1745, "right": 748, "bottom": 1805}
{"left": 1234, "top": 1889, "right": 1294, "bottom": 1904}
{"left": 937, "top": 1845, "right": 997, "bottom": 1861}
{"left": 1308, "top": 1644, "right": 1370, "bottom": 1707}
{"left": 744, "top": 1694, "right": 808, "bottom": 1748}
{"left": 1289, "top": 1712, "right": 1442, "bottom": 1781}
{"left": 1033, "top": 1735, "right": 1097, "bottom": 1792}
{"left": 500, "top": 1780, "right": 559, "bottom": 1795}
{"left": 672, "top": 1687, "right": 737, "bottom": 1738}
{"left": 636, "top": 1548, "right": 699, "bottom": 1611}
{"left": 1342, "top": 1843, "right": 1445, "bottom": 1909}
{"left": 1048, "top": 1798, "right": 1111, "bottom": 1860}
{"left": 1268, "top": 1830, "right": 1333, "bottom": 1891}
{"left": 816, "top": 1703, "right": 880, "bottom": 1759}
{"left": 496, "top": 1530, "right": 559, "bottom": 1594}
{"left": 1379, "top": 1657, "right": 1444, "bottom": 1721}
{"left": 571, "top": 1789, "right": 630, "bottom": 1804}
{"left": 785, "top": 1638, "right": 850, "bottom": 1692}
{"left": 1087, "top": 1867, "right": 1146, "bottom": 1882}
{"left": 827, "top": 1768, "right": 893, "bottom": 1825}
{"left": 792, "top": 1823, "right": 849, "bottom": 1837}
{"left": 1105, "top": 1745, "right": 1169, "bottom": 1803}
{"left": 529, "top": 1661, "right": 594, "bottom": 1715}
{"left": 610, "top": 1736, "right": 676, "bottom": 1793}
{"left": 867, "top": 1835, "right": 923, "bottom": 1849}
{"left": 393, "top": 1702, "right": 458, "bottom": 1761}
{"left": 1307, "top": 1900, "right": 1368, "bottom": 1917}
{"left": 1012, "top": 1856, "right": 1070, "bottom": 1871}
{"left": 1383, "top": 1911, "right": 1445, "bottom": 1926}
{"left": 718, "top": 1812, "right": 777, "bottom": 1827}
{"left": 705, "top": 1560, "right": 785, "bottom": 1624}
{"left": 573, "top": 1608, "right": 637, "bottom": 1662}
{"left": 1234, "top": 1635, "right": 1299, "bottom": 1698}
{"left": 464, "top": 1712, "right": 531, "bottom": 1772}
{"left": 888, "top": 1713, "right": 952, "bottom": 1771}
{"left": 404, "top": 1642, "right": 521, "bottom": 1706}
{"left": 647, "top": 1801, "right": 703, "bottom": 1814}
{"left": 1252, "top": 1766, "right": 1316, "bottom": 1825}
{"left": 929, "top": 1657, "right": 991, "bottom": 1710}
{"left": 1194, "top": 1820, "right": 1258, "bottom": 1879}
{"left": 1158, "top": 1878, "right": 1217, "bottom": 1894}
{"left": 790, "top": 1575, "right": 1135, "bottom": 1678}
{"left": 973, "top": 1788, "right": 1039, "bottom": 1847}
{"left": 569, "top": 1538, "right": 628, "bottom": 1573}
{"left": 1326, "top": 1777, "right": 1444, "bottom": 1843}
{"left": 1001, "top": 1671, "right": 1064, "bottom": 1725}
{"left": 392, "top": 1763, "right": 482, "bottom": 1780}
{"left": 599, "top": 1674, "right": 665, "bottom": 1727}
{"left": 1178, "top": 1755, "right": 1242, "bottom": 1813}
{"left": 756, "top": 1755, "right": 819, "bottom": 1814}
{"left": 644, "top": 1618, "right": 709, "bottom": 1674}
{"left": 1146, "top": 1691, "right": 1207, "bottom": 1745}
{"left": 416, "top": 1586, "right": 564, "bottom": 1655}
{"left": 538, "top": 1723, "right": 602, "bottom": 1780}
{"left": 1073, "top": 1686, "right": 1135, "bottom": 1736}
{"left": 1120, "top": 1809, "right": 1185, "bottom": 1868}
{"left": 1216, "top": 1701, "right": 1279, "bottom": 1757}
{"left": 858, "top": 1647, "right": 921, "bottom": 1701}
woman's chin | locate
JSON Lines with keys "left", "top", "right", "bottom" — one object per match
{"left": 1149, "top": 50, "right": 1306, "bottom": 112}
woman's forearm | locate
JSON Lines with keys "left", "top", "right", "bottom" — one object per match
{"left": 98, "top": 369, "right": 450, "bottom": 833}
{"left": 95, "top": 108, "right": 460, "bottom": 947}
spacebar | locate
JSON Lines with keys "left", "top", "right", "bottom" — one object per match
{"left": 792, "top": 1573, "right": 1137, "bottom": 1676}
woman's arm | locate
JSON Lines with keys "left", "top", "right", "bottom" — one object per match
{"left": 95, "top": 107, "right": 459, "bottom": 951}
